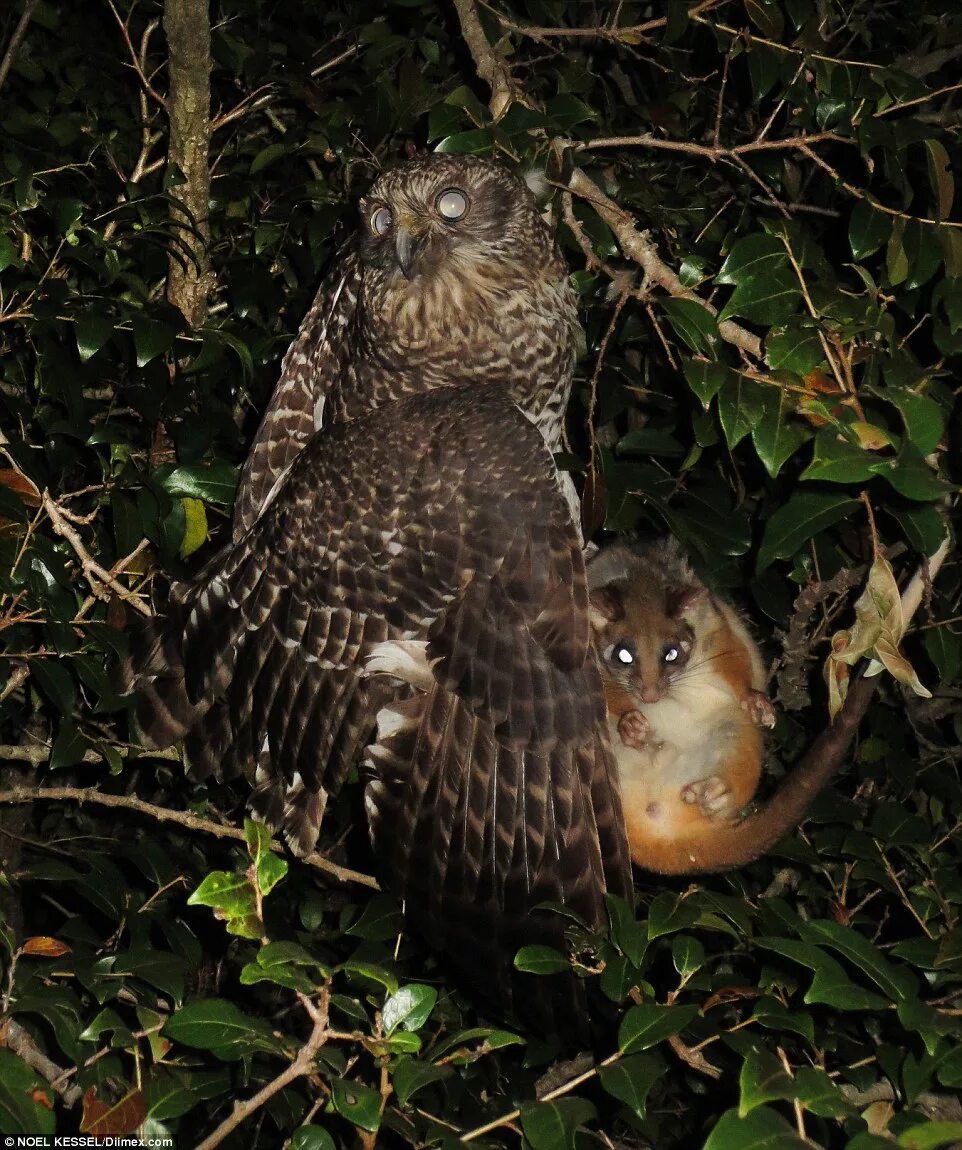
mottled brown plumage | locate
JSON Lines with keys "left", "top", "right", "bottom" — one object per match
{"left": 127, "top": 155, "right": 629, "bottom": 1029}
{"left": 233, "top": 154, "right": 579, "bottom": 536}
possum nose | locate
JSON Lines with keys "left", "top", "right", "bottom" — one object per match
{"left": 640, "top": 684, "right": 662, "bottom": 704}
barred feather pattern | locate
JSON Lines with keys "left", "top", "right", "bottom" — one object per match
{"left": 129, "top": 386, "right": 623, "bottom": 838}
{"left": 231, "top": 155, "right": 580, "bottom": 536}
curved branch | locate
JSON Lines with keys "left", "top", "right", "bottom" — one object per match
{"left": 0, "top": 785, "right": 380, "bottom": 889}
{"left": 567, "top": 167, "right": 763, "bottom": 360}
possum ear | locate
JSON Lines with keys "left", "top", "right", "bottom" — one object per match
{"left": 667, "top": 583, "right": 707, "bottom": 618}
{"left": 588, "top": 585, "right": 624, "bottom": 630}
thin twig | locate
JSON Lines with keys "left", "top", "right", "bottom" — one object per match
{"left": 0, "top": 785, "right": 380, "bottom": 889}
{"left": 0, "top": 0, "right": 40, "bottom": 94}
{"left": 41, "top": 491, "right": 152, "bottom": 617}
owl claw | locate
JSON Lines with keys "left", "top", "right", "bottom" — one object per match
{"left": 617, "top": 709, "right": 651, "bottom": 750}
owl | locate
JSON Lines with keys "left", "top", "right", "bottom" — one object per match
{"left": 232, "top": 153, "right": 581, "bottom": 536}
{"left": 128, "top": 155, "right": 630, "bottom": 1027}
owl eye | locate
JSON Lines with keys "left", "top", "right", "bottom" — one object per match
{"left": 608, "top": 642, "right": 635, "bottom": 667}
{"left": 436, "top": 187, "right": 469, "bottom": 221}
{"left": 371, "top": 206, "right": 393, "bottom": 236}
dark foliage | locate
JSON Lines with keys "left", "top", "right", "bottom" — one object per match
{"left": 0, "top": 0, "right": 960, "bottom": 1146}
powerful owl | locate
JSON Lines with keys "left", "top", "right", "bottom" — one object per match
{"left": 127, "top": 154, "right": 631, "bottom": 1025}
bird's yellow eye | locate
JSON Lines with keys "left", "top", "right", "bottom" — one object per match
{"left": 371, "top": 206, "right": 393, "bottom": 236}
{"left": 436, "top": 187, "right": 469, "bottom": 221}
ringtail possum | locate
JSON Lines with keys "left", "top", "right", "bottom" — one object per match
{"left": 588, "top": 541, "right": 821, "bottom": 874}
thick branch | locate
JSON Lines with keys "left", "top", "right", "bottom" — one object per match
{"left": 0, "top": 785, "right": 379, "bottom": 889}
{"left": 163, "top": 0, "right": 213, "bottom": 327}
{"left": 567, "top": 167, "right": 763, "bottom": 360}
{"left": 451, "top": 0, "right": 520, "bottom": 120}
{"left": 0, "top": 1017, "right": 83, "bottom": 1107}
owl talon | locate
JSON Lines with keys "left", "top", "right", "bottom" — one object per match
{"left": 618, "top": 709, "right": 651, "bottom": 749}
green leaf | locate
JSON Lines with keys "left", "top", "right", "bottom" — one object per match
{"left": 289, "top": 1128, "right": 336, "bottom": 1150}
{"left": 618, "top": 1003, "right": 700, "bottom": 1053}
{"left": 757, "top": 491, "right": 859, "bottom": 571}
{"left": 597, "top": 1053, "right": 664, "bottom": 1118}
{"left": 160, "top": 462, "right": 239, "bottom": 506}
{"left": 897, "top": 1122, "right": 962, "bottom": 1150}
{"left": 716, "top": 234, "right": 800, "bottom": 324}
{"left": 132, "top": 316, "right": 176, "bottom": 367}
{"left": 754, "top": 937, "right": 889, "bottom": 1010}
{"left": 702, "top": 1106, "right": 811, "bottom": 1149}
{"left": 0, "top": 1049, "right": 56, "bottom": 1137}
{"left": 249, "top": 142, "right": 288, "bottom": 174}
{"left": 660, "top": 297, "right": 720, "bottom": 355}
{"left": 739, "top": 1045, "right": 795, "bottom": 1115}
{"left": 245, "top": 819, "right": 287, "bottom": 896}
{"left": 0, "top": 233, "right": 19, "bottom": 272}
{"left": 671, "top": 935, "right": 705, "bottom": 978}
{"left": 883, "top": 388, "right": 945, "bottom": 456}
{"left": 924, "top": 139, "right": 954, "bottom": 221}
{"left": 520, "top": 1097, "right": 597, "bottom": 1150}
{"left": 606, "top": 894, "right": 647, "bottom": 965}
{"left": 849, "top": 201, "right": 891, "bottom": 260}
{"left": 801, "top": 427, "right": 880, "bottom": 483}
{"left": 391, "top": 1057, "right": 452, "bottom": 1108}
{"left": 330, "top": 1078, "right": 382, "bottom": 1133}
{"left": 682, "top": 359, "right": 728, "bottom": 409}
{"left": 345, "top": 896, "right": 403, "bottom": 942}
{"left": 925, "top": 625, "right": 961, "bottom": 684}
{"left": 869, "top": 442, "right": 953, "bottom": 502}
{"left": 163, "top": 999, "right": 285, "bottom": 1059}
{"left": 765, "top": 323, "right": 825, "bottom": 375}
{"left": 382, "top": 984, "right": 437, "bottom": 1034}
{"left": 29, "top": 658, "right": 76, "bottom": 716}
{"left": 76, "top": 312, "right": 114, "bottom": 362}
{"left": 793, "top": 1066, "right": 854, "bottom": 1118}
{"left": 513, "top": 944, "right": 570, "bottom": 975}
{"left": 752, "top": 386, "right": 810, "bottom": 477}
{"left": 803, "top": 919, "right": 918, "bottom": 1001}
{"left": 717, "top": 376, "right": 767, "bottom": 449}
{"left": 435, "top": 129, "right": 495, "bottom": 154}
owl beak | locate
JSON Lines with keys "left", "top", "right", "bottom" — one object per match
{"left": 394, "top": 226, "right": 419, "bottom": 280}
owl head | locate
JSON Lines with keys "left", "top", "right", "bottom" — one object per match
{"left": 357, "top": 154, "right": 554, "bottom": 283}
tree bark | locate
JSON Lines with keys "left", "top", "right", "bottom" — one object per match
{"left": 163, "top": 0, "right": 213, "bottom": 329}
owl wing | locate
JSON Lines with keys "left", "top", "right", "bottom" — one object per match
{"left": 231, "top": 248, "right": 362, "bottom": 537}
{"left": 129, "top": 384, "right": 631, "bottom": 1027}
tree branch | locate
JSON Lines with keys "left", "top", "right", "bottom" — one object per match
{"left": 566, "top": 167, "right": 764, "bottom": 360}
{"left": 0, "top": 1017, "right": 83, "bottom": 1107}
{"left": 41, "top": 492, "right": 151, "bottom": 617}
{"left": 0, "top": 0, "right": 40, "bottom": 95}
{"left": 0, "top": 785, "right": 379, "bottom": 889}
{"left": 451, "top": 0, "right": 520, "bottom": 120}
{"left": 192, "top": 991, "right": 332, "bottom": 1150}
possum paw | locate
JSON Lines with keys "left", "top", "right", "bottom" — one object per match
{"left": 742, "top": 689, "right": 776, "bottom": 729}
{"left": 682, "top": 775, "right": 739, "bottom": 821}
{"left": 617, "top": 709, "right": 651, "bottom": 749}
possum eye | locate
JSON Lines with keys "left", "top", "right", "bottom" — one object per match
{"left": 607, "top": 641, "right": 636, "bottom": 667}
{"left": 663, "top": 644, "right": 680, "bottom": 664}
